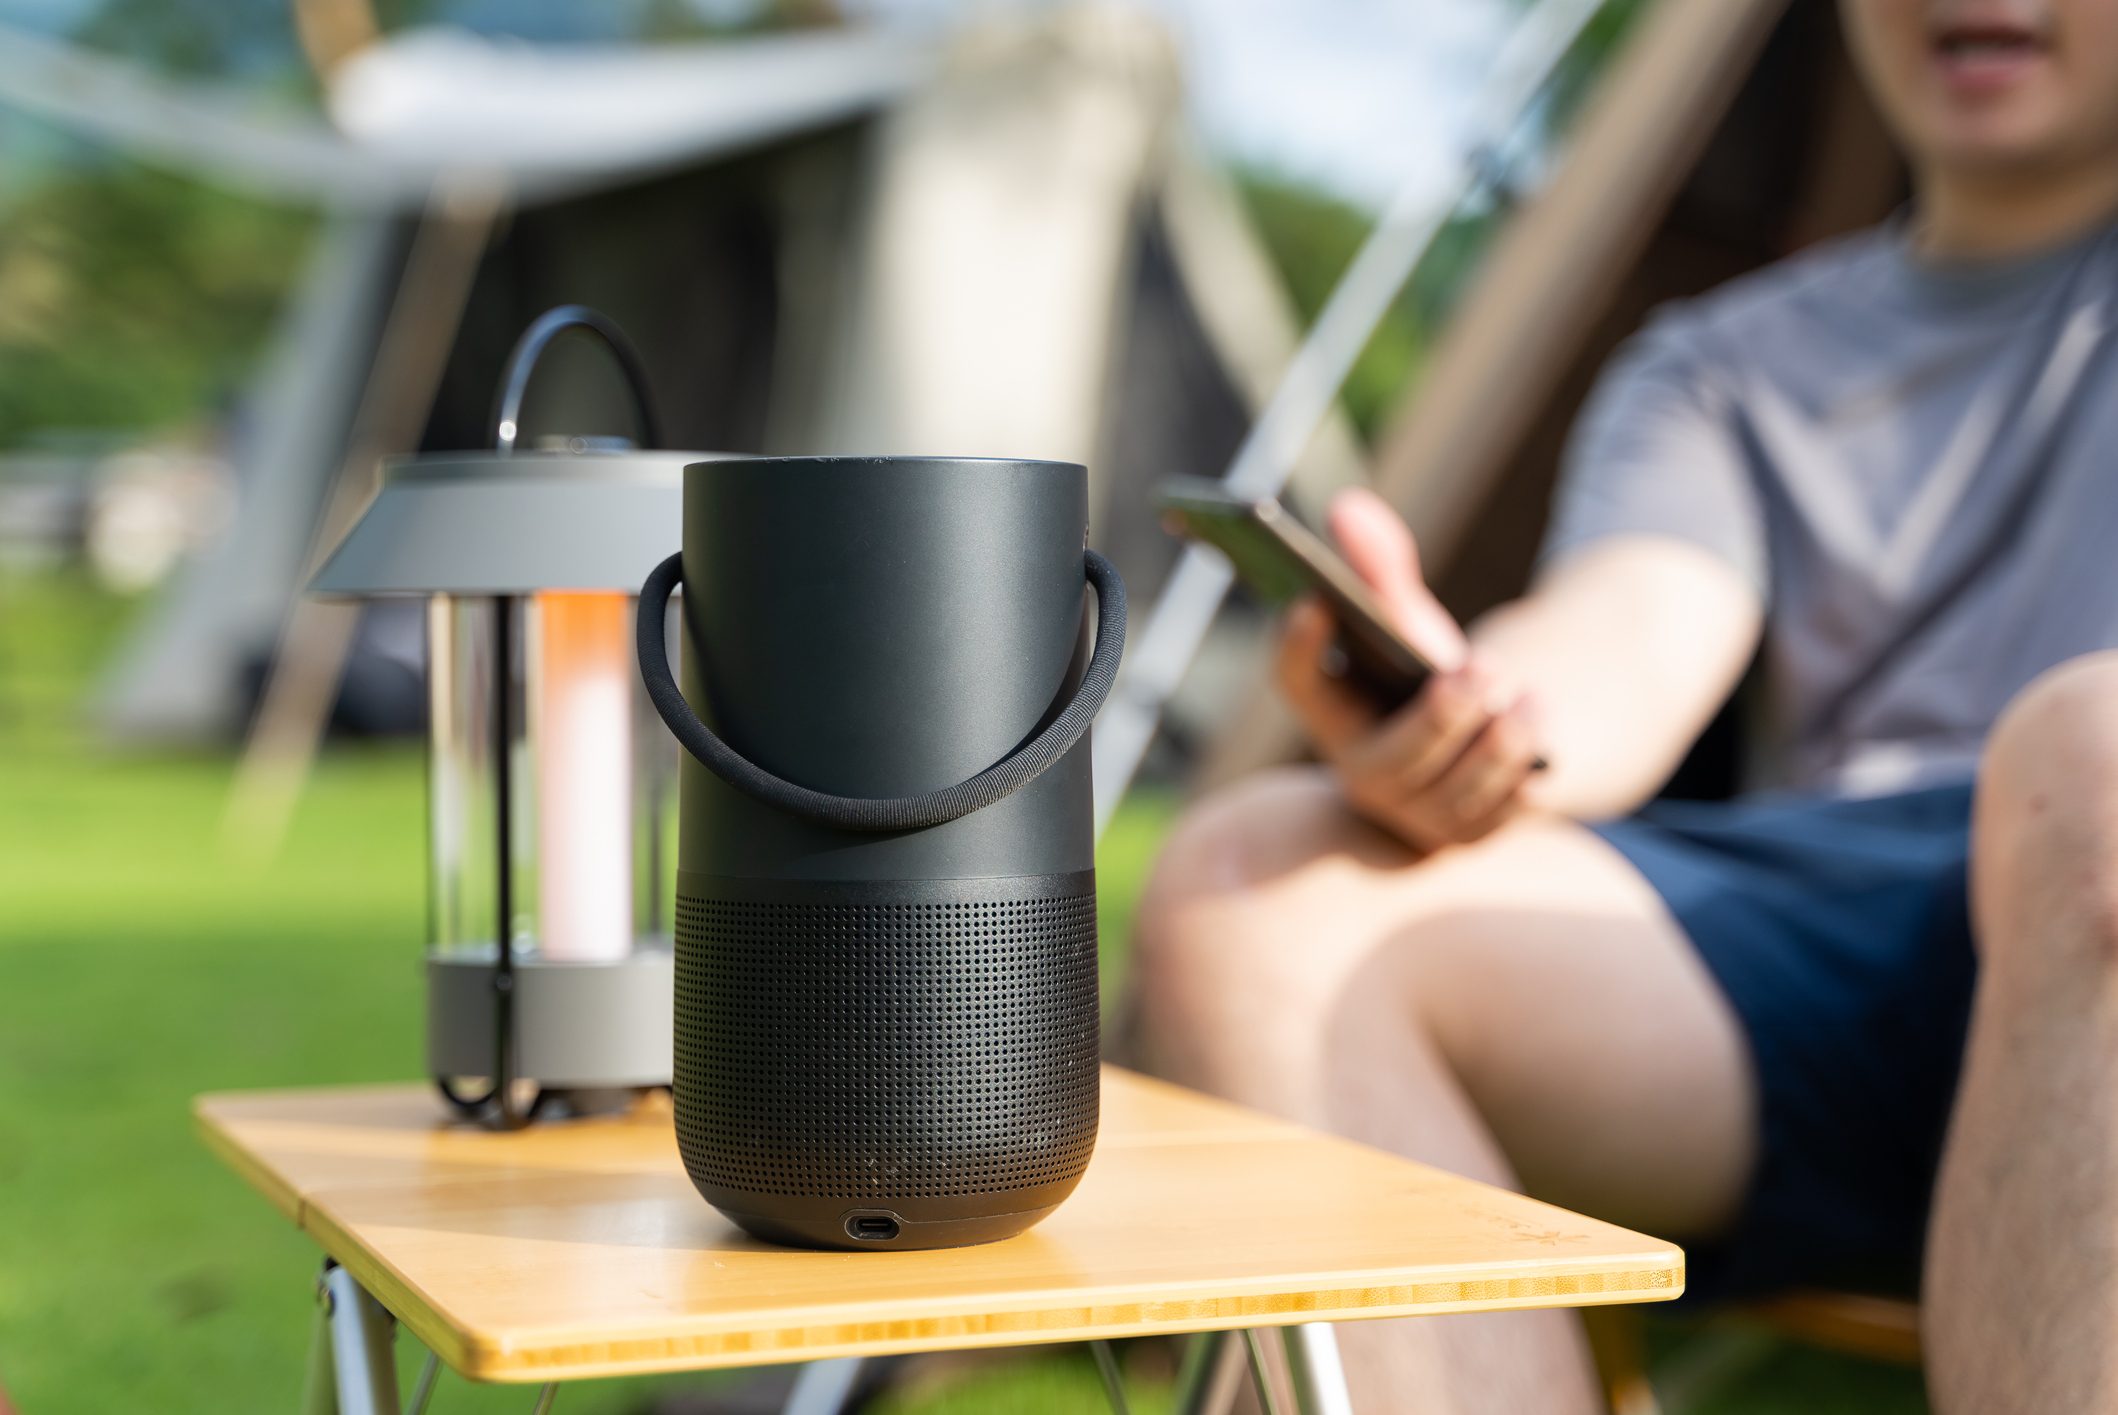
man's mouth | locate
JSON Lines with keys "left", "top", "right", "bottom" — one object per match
{"left": 1929, "top": 18, "right": 2052, "bottom": 90}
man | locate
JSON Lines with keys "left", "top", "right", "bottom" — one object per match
{"left": 1133, "top": 1, "right": 2118, "bottom": 1410}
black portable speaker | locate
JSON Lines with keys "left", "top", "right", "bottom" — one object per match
{"left": 636, "top": 455, "right": 1126, "bottom": 1250}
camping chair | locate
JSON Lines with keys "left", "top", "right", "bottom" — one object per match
{"left": 1587, "top": 1294, "right": 1921, "bottom": 1415}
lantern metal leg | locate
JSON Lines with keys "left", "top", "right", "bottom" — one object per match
{"left": 305, "top": 1261, "right": 403, "bottom": 1415}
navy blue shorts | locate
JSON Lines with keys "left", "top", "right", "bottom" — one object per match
{"left": 1590, "top": 780, "right": 1979, "bottom": 1303}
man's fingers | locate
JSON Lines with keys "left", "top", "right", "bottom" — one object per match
{"left": 1342, "top": 667, "right": 1494, "bottom": 799}
{"left": 1276, "top": 597, "right": 1375, "bottom": 756}
{"left": 1426, "top": 698, "right": 1541, "bottom": 832}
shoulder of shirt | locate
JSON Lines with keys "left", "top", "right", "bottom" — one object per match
{"left": 1634, "top": 225, "right": 1900, "bottom": 363}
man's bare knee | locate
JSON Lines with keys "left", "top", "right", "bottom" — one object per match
{"left": 1985, "top": 652, "right": 2118, "bottom": 786}
{"left": 1974, "top": 651, "right": 2118, "bottom": 980}
{"left": 1139, "top": 766, "right": 1372, "bottom": 910}
{"left": 1130, "top": 771, "right": 1596, "bottom": 1112}
{"left": 1131, "top": 768, "right": 1381, "bottom": 1080}
{"left": 1135, "top": 765, "right": 1390, "bottom": 967}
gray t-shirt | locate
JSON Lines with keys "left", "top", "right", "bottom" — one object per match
{"left": 1542, "top": 218, "right": 2118, "bottom": 796}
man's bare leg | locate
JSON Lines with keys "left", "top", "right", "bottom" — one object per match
{"left": 1926, "top": 653, "right": 2118, "bottom": 1413}
{"left": 1133, "top": 768, "right": 1756, "bottom": 1414}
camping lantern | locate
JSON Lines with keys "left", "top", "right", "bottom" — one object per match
{"left": 312, "top": 306, "right": 706, "bottom": 1128}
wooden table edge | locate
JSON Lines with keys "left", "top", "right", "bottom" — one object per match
{"left": 193, "top": 1097, "right": 303, "bottom": 1223}
{"left": 195, "top": 1090, "right": 493, "bottom": 1378}
{"left": 300, "top": 1201, "right": 488, "bottom": 1378}
{"left": 295, "top": 1201, "right": 1684, "bottom": 1386}
{"left": 433, "top": 1277, "right": 1686, "bottom": 1383}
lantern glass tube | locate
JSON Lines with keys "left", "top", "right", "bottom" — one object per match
{"left": 426, "top": 592, "right": 676, "bottom": 965}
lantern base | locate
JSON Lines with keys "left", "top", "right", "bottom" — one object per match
{"left": 427, "top": 945, "right": 674, "bottom": 1095}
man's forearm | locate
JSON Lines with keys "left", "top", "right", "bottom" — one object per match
{"left": 1465, "top": 538, "right": 1763, "bottom": 821}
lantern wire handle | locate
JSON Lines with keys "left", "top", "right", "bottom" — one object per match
{"left": 491, "top": 304, "right": 665, "bottom": 453}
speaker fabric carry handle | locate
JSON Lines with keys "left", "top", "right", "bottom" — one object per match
{"left": 637, "top": 549, "right": 1126, "bottom": 832}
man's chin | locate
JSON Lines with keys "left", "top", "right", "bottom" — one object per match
{"left": 1917, "top": 124, "right": 2093, "bottom": 184}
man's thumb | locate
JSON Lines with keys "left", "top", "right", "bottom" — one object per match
{"left": 1325, "top": 487, "right": 1467, "bottom": 668}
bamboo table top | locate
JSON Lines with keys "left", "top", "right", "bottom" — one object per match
{"left": 195, "top": 1067, "right": 1683, "bottom": 1384}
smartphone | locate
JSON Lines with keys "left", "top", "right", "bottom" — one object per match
{"left": 1156, "top": 478, "right": 1438, "bottom": 711}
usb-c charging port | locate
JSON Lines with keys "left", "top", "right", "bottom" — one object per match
{"left": 846, "top": 1212, "right": 902, "bottom": 1242}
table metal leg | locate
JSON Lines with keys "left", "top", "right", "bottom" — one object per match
{"left": 303, "top": 1286, "right": 339, "bottom": 1415}
{"left": 322, "top": 1263, "right": 403, "bottom": 1415}
{"left": 406, "top": 1354, "right": 440, "bottom": 1415}
{"left": 1171, "top": 1332, "right": 1239, "bottom": 1415}
{"left": 1278, "top": 1325, "right": 1355, "bottom": 1415}
{"left": 1088, "top": 1340, "right": 1134, "bottom": 1415}
{"left": 307, "top": 1262, "right": 564, "bottom": 1415}
{"left": 1242, "top": 1329, "right": 1288, "bottom": 1415}
{"left": 781, "top": 1357, "right": 864, "bottom": 1415}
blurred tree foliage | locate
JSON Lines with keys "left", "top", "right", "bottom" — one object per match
{"left": 0, "top": 0, "right": 846, "bottom": 456}
{"left": 69, "top": 0, "right": 317, "bottom": 82}
{"left": 0, "top": 156, "right": 315, "bottom": 450}
{"left": 1233, "top": 0, "right": 1649, "bottom": 443}
{"left": 1235, "top": 172, "right": 1505, "bottom": 442}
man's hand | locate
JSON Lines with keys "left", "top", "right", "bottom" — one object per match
{"left": 1275, "top": 488, "right": 1545, "bottom": 852}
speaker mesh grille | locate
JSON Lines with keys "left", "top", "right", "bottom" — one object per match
{"left": 674, "top": 884, "right": 1099, "bottom": 1200}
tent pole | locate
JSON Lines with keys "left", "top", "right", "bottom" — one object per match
{"left": 221, "top": 178, "right": 503, "bottom": 859}
{"left": 1090, "top": 0, "right": 1611, "bottom": 838}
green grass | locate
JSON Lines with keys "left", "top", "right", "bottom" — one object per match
{"left": 0, "top": 571, "right": 1929, "bottom": 1412}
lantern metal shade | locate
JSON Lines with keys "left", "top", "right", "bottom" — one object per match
{"left": 311, "top": 450, "right": 707, "bottom": 598}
